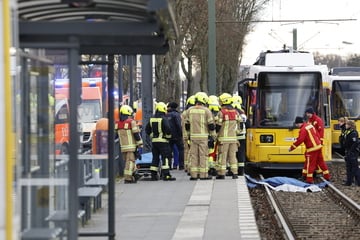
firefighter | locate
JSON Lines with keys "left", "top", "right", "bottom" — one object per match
{"left": 342, "top": 120, "right": 360, "bottom": 186}
{"left": 184, "top": 92, "right": 216, "bottom": 180}
{"left": 182, "top": 95, "right": 196, "bottom": 173}
{"left": 117, "top": 105, "right": 143, "bottom": 184}
{"left": 208, "top": 95, "right": 220, "bottom": 176}
{"left": 232, "top": 95, "right": 247, "bottom": 176}
{"left": 289, "top": 116, "right": 330, "bottom": 184}
{"left": 145, "top": 102, "right": 176, "bottom": 181}
{"left": 215, "top": 93, "right": 241, "bottom": 179}
{"left": 305, "top": 107, "right": 325, "bottom": 178}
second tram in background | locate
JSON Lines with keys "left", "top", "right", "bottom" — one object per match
{"left": 329, "top": 67, "right": 360, "bottom": 152}
{"left": 238, "top": 49, "right": 331, "bottom": 170}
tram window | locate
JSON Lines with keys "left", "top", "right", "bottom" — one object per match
{"left": 257, "top": 72, "right": 321, "bottom": 127}
{"left": 332, "top": 81, "right": 360, "bottom": 118}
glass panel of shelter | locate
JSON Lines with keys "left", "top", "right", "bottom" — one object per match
{"left": 18, "top": 51, "right": 70, "bottom": 239}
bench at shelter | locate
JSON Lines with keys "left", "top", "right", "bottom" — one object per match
{"left": 21, "top": 228, "right": 62, "bottom": 240}
{"left": 78, "top": 186, "right": 103, "bottom": 222}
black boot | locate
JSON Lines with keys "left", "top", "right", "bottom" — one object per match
{"left": 208, "top": 168, "right": 217, "bottom": 176}
{"left": 238, "top": 167, "right": 244, "bottom": 176}
{"left": 216, "top": 175, "right": 225, "bottom": 180}
{"left": 232, "top": 174, "right": 238, "bottom": 179}
{"left": 163, "top": 175, "right": 176, "bottom": 181}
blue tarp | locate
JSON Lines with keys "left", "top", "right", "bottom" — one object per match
{"left": 246, "top": 174, "right": 329, "bottom": 192}
{"left": 135, "top": 152, "right": 152, "bottom": 165}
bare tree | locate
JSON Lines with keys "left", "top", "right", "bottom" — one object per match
{"left": 346, "top": 54, "right": 360, "bottom": 67}
{"left": 313, "top": 52, "right": 346, "bottom": 68}
{"left": 154, "top": 0, "right": 194, "bottom": 103}
{"left": 216, "top": 0, "right": 268, "bottom": 93}
{"left": 154, "top": 0, "right": 269, "bottom": 101}
{"left": 180, "top": 0, "right": 269, "bottom": 95}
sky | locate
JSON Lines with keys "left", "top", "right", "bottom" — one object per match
{"left": 241, "top": 0, "right": 360, "bottom": 65}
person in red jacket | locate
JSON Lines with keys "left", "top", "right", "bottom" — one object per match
{"left": 305, "top": 107, "right": 324, "bottom": 143}
{"left": 305, "top": 107, "right": 326, "bottom": 177}
{"left": 289, "top": 116, "right": 330, "bottom": 184}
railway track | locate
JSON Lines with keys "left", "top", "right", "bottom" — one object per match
{"left": 262, "top": 175, "right": 360, "bottom": 239}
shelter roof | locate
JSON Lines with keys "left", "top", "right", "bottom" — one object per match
{"left": 18, "top": 0, "right": 178, "bottom": 54}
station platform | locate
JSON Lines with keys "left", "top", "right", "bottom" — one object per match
{"left": 79, "top": 170, "right": 261, "bottom": 240}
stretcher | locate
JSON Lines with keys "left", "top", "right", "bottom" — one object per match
{"left": 135, "top": 152, "right": 153, "bottom": 177}
{"left": 135, "top": 152, "right": 165, "bottom": 178}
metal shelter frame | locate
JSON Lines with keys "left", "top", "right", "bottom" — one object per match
{"left": 17, "top": 0, "right": 177, "bottom": 239}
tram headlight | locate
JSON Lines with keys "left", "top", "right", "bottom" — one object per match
{"left": 260, "top": 134, "right": 274, "bottom": 143}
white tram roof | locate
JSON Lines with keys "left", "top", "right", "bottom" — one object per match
{"left": 329, "top": 75, "right": 360, "bottom": 81}
{"left": 264, "top": 52, "right": 315, "bottom": 67}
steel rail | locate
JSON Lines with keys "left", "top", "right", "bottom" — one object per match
{"left": 260, "top": 175, "right": 295, "bottom": 240}
{"left": 321, "top": 177, "right": 360, "bottom": 219}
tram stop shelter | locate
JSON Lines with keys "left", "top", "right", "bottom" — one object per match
{"left": 17, "top": 0, "right": 177, "bottom": 239}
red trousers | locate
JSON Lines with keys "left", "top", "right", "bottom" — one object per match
{"left": 303, "top": 150, "right": 330, "bottom": 183}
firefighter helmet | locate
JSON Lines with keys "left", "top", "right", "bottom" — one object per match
{"left": 232, "top": 102, "right": 242, "bottom": 110}
{"left": 155, "top": 102, "right": 167, "bottom": 113}
{"left": 120, "top": 105, "right": 133, "bottom": 116}
{"left": 195, "top": 92, "right": 209, "bottom": 105}
{"left": 208, "top": 95, "right": 220, "bottom": 112}
{"left": 219, "top": 93, "right": 233, "bottom": 105}
{"left": 232, "top": 95, "right": 243, "bottom": 105}
{"left": 186, "top": 95, "right": 196, "bottom": 106}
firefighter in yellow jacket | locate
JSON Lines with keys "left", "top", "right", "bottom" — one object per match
{"left": 232, "top": 95, "right": 247, "bottom": 176}
{"left": 145, "top": 102, "right": 176, "bottom": 181}
{"left": 117, "top": 105, "right": 143, "bottom": 184}
{"left": 216, "top": 93, "right": 241, "bottom": 179}
{"left": 182, "top": 95, "right": 196, "bottom": 173}
{"left": 184, "top": 92, "right": 216, "bottom": 180}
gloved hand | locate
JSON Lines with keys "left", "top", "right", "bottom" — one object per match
{"left": 135, "top": 148, "right": 142, "bottom": 160}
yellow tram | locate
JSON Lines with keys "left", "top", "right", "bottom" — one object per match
{"left": 329, "top": 67, "right": 360, "bottom": 152}
{"left": 238, "top": 49, "right": 332, "bottom": 169}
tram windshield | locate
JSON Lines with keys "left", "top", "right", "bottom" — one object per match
{"left": 331, "top": 80, "right": 360, "bottom": 119}
{"left": 256, "top": 72, "right": 322, "bottom": 128}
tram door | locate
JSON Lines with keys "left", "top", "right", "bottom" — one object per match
{"left": 17, "top": 50, "right": 70, "bottom": 238}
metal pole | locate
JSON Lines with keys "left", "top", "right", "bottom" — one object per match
{"left": 129, "top": 55, "right": 134, "bottom": 107}
{"left": 141, "top": 55, "right": 153, "bottom": 153}
{"left": 102, "top": 55, "right": 107, "bottom": 117}
{"left": 293, "top": 28, "right": 297, "bottom": 50}
{"left": 107, "top": 55, "right": 116, "bottom": 240}
{"left": 68, "top": 39, "right": 80, "bottom": 240}
{"left": 208, "top": 0, "right": 216, "bottom": 95}
{"left": 118, "top": 55, "right": 124, "bottom": 105}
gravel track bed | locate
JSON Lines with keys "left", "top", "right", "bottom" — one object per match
{"left": 249, "top": 159, "right": 360, "bottom": 239}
